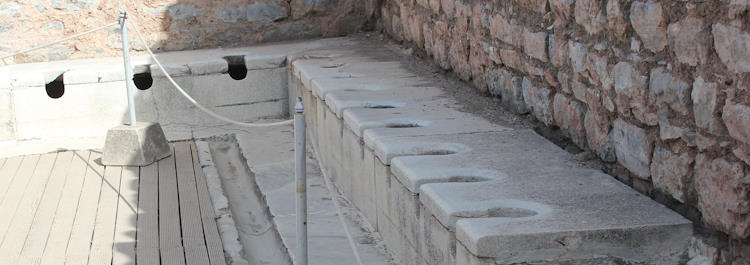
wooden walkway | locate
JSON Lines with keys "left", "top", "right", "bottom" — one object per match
{"left": 0, "top": 141, "right": 226, "bottom": 265}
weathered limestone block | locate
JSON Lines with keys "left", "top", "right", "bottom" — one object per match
{"left": 553, "top": 94, "right": 586, "bottom": 148}
{"left": 607, "top": 0, "right": 628, "bottom": 40}
{"left": 291, "top": 0, "right": 335, "bottom": 18}
{"left": 712, "top": 23, "right": 750, "bottom": 73}
{"left": 485, "top": 67, "right": 528, "bottom": 114}
{"left": 694, "top": 154, "right": 750, "bottom": 238}
{"left": 13, "top": 82, "right": 130, "bottom": 140}
{"left": 428, "top": 0, "right": 440, "bottom": 13}
{"left": 469, "top": 36, "right": 490, "bottom": 91}
{"left": 454, "top": 1, "right": 471, "bottom": 33}
{"left": 630, "top": 1, "right": 667, "bottom": 52}
{"left": 549, "top": 0, "right": 574, "bottom": 29}
{"left": 568, "top": 41, "right": 588, "bottom": 74}
{"left": 516, "top": 0, "right": 548, "bottom": 13}
{"left": 548, "top": 34, "right": 568, "bottom": 67}
{"left": 407, "top": 13, "right": 425, "bottom": 47}
{"left": 649, "top": 67, "right": 690, "bottom": 116}
{"left": 456, "top": 242, "right": 493, "bottom": 265}
{"left": 571, "top": 78, "right": 588, "bottom": 102}
{"left": 167, "top": 4, "right": 204, "bottom": 20}
{"left": 613, "top": 118, "right": 654, "bottom": 179}
{"left": 423, "top": 21, "right": 434, "bottom": 56}
{"left": 150, "top": 64, "right": 190, "bottom": 78}
{"left": 489, "top": 14, "right": 521, "bottom": 47}
{"left": 419, "top": 210, "right": 455, "bottom": 265}
{"left": 386, "top": 174, "right": 423, "bottom": 254}
{"left": 657, "top": 113, "right": 687, "bottom": 141}
{"left": 668, "top": 17, "right": 708, "bottom": 67}
{"left": 522, "top": 62, "right": 544, "bottom": 78}
{"left": 575, "top": 0, "right": 607, "bottom": 35}
{"left": 101, "top": 122, "right": 171, "bottom": 166}
{"left": 219, "top": 1, "right": 289, "bottom": 23}
{"left": 390, "top": 8, "right": 404, "bottom": 41}
{"left": 449, "top": 31, "right": 471, "bottom": 81}
{"left": 692, "top": 77, "right": 724, "bottom": 135}
{"left": 245, "top": 54, "right": 286, "bottom": 70}
{"left": 729, "top": 0, "right": 750, "bottom": 19}
{"left": 470, "top": 3, "right": 488, "bottom": 33}
{"left": 585, "top": 53, "right": 613, "bottom": 90}
{"left": 522, "top": 29, "right": 548, "bottom": 62}
{"left": 432, "top": 21, "right": 451, "bottom": 70}
{"left": 585, "top": 109, "right": 616, "bottom": 162}
{"left": 499, "top": 49, "right": 523, "bottom": 71}
{"left": 544, "top": 69, "right": 559, "bottom": 88}
{"left": 723, "top": 102, "right": 750, "bottom": 145}
{"left": 558, "top": 72, "right": 571, "bottom": 94}
{"left": 733, "top": 144, "right": 750, "bottom": 167}
{"left": 522, "top": 78, "right": 554, "bottom": 125}
{"left": 187, "top": 59, "right": 229, "bottom": 75}
{"left": 651, "top": 146, "right": 693, "bottom": 203}
{"left": 441, "top": 0, "right": 455, "bottom": 17}
{"left": 613, "top": 62, "right": 656, "bottom": 126}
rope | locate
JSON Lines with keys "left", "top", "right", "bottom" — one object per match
{"left": 0, "top": 21, "right": 119, "bottom": 61}
{"left": 127, "top": 19, "right": 293, "bottom": 128}
{"left": 309, "top": 132, "right": 365, "bottom": 265}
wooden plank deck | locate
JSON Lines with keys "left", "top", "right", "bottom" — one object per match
{"left": 0, "top": 142, "right": 226, "bottom": 265}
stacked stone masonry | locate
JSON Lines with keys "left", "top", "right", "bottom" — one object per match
{"left": 380, "top": 0, "right": 750, "bottom": 264}
{"left": 0, "top": 0, "right": 378, "bottom": 64}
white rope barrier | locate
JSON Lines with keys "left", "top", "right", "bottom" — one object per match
{"left": 129, "top": 16, "right": 363, "bottom": 262}
{"left": 3, "top": 10, "right": 364, "bottom": 263}
{"left": 0, "top": 21, "right": 119, "bottom": 61}
{"left": 128, "top": 19, "right": 293, "bottom": 128}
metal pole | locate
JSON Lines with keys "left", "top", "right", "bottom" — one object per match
{"left": 294, "top": 97, "right": 307, "bottom": 265}
{"left": 120, "top": 7, "right": 137, "bottom": 126}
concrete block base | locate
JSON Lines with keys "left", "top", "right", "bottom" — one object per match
{"left": 102, "top": 122, "right": 171, "bottom": 166}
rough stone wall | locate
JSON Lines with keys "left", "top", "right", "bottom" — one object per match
{"left": 379, "top": 0, "right": 750, "bottom": 263}
{"left": 0, "top": 0, "right": 378, "bottom": 64}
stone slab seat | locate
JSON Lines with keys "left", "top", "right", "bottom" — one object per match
{"left": 290, "top": 44, "right": 692, "bottom": 264}
{"left": 324, "top": 87, "right": 445, "bottom": 119}
{"left": 379, "top": 131, "right": 692, "bottom": 264}
{"left": 311, "top": 75, "right": 430, "bottom": 100}
{"left": 294, "top": 59, "right": 417, "bottom": 92}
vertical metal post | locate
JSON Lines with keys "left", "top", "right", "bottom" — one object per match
{"left": 294, "top": 97, "right": 307, "bottom": 265}
{"left": 120, "top": 7, "right": 137, "bottom": 126}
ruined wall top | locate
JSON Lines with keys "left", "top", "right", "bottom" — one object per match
{"left": 0, "top": 0, "right": 378, "bottom": 64}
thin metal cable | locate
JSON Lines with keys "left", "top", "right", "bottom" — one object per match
{"left": 309, "top": 132, "right": 365, "bottom": 265}
{"left": 129, "top": 7, "right": 361, "bottom": 263}
{"left": 0, "top": 21, "right": 119, "bottom": 61}
{"left": 128, "top": 19, "right": 293, "bottom": 128}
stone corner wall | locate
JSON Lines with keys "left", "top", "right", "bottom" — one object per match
{"left": 379, "top": 0, "right": 750, "bottom": 263}
{"left": 0, "top": 0, "right": 379, "bottom": 64}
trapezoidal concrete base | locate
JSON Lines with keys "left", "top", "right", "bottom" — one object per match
{"left": 101, "top": 122, "right": 172, "bottom": 166}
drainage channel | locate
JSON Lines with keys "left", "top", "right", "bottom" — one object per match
{"left": 196, "top": 128, "right": 393, "bottom": 265}
{"left": 203, "top": 137, "right": 292, "bottom": 265}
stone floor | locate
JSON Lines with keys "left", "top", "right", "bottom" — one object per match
{"left": 0, "top": 141, "right": 225, "bottom": 265}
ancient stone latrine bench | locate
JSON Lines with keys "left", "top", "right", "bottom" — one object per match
{"left": 0, "top": 39, "right": 347, "bottom": 144}
{"left": 0, "top": 37, "right": 693, "bottom": 264}
{"left": 289, "top": 41, "right": 692, "bottom": 264}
